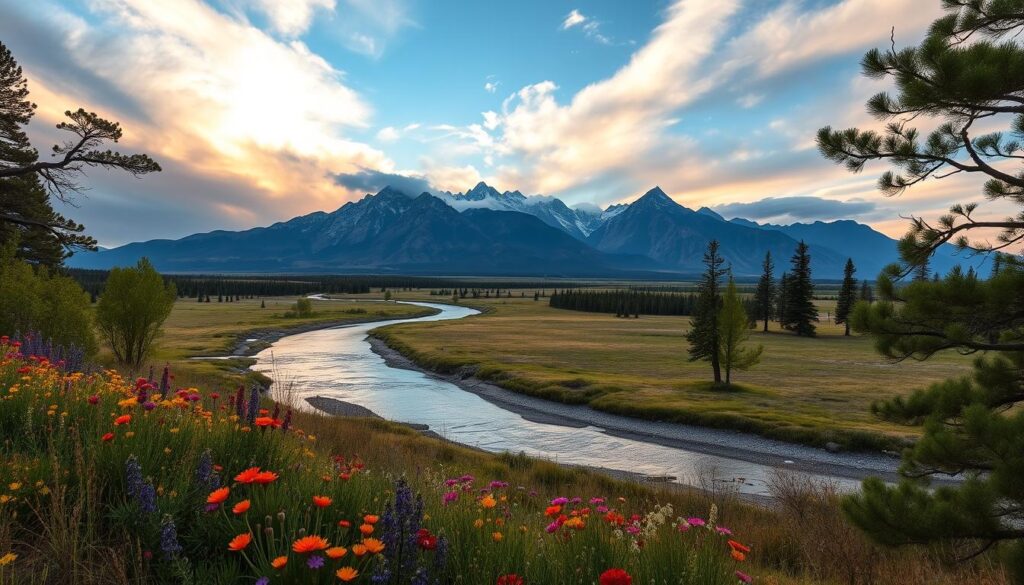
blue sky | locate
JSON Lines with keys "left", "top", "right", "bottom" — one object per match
{"left": 1, "top": 0, "right": 994, "bottom": 246}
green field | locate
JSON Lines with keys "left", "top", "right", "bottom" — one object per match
{"left": 370, "top": 293, "right": 973, "bottom": 450}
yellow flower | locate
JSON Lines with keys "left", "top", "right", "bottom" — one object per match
{"left": 125, "top": 432, "right": 135, "bottom": 438}
{"left": 8, "top": 483, "right": 20, "bottom": 491}
{"left": 0, "top": 552, "right": 16, "bottom": 566}
{"left": 0, "top": 495, "right": 12, "bottom": 504}
{"left": 169, "top": 428, "right": 180, "bottom": 434}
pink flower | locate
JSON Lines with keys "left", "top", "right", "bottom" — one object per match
{"left": 735, "top": 570, "right": 752, "bottom": 584}
{"left": 589, "top": 497, "right": 605, "bottom": 504}
{"left": 686, "top": 517, "right": 706, "bottom": 527}
{"left": 716, "top": 526, "right": 732, "bottom": 535}
{"left": 550, "top": 497, "right": 568, "bottom": 506}
{"left": 545, "top": 522, "right": 560, "bottom": 533}
{"left": 443, "top": 491, "right": 459, "bottom": 505}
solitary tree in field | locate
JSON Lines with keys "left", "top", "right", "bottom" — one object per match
{"left": 686, "top": 240, "right": 727, "bottom": 384}
{"left": 835, "top": 258, "right": 857, "bottom": 336}
{"left": 96, "top": 258, "right": 176, "bottom": 369}
{"left": 754, "top": 251, "right": 775, "bottom": 332}
{"left": 0, "top": 41, "right": 160, "bottom": 266}
{"left": 819, "top": 1, "right": 1024, "bottom": 576}
{"left": 782, "top": 241, "right": 818, "bottom": 336}
{"left": 718, "top": 276, "right": 762, "bottom": 385}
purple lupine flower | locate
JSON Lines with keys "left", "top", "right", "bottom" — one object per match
{"left": 246, "top": 386, "right": 260, "bottom": 425}
{"left": 195, "top": 449, "right": 219, "bottom": 490}
{"left": 137, "top": 480, "right": 157, "bottom": 514}
{"left": 234, "top": 385, "right": 245, "bottom": 418}
{"left": 281, "top": 409, "right": 292, "bottom": 432}
{"left": 306, "top": 555, "right": 324, "bottom": 569}
{"left": 159, "top": 516, "right": 182, "bottom": 558}
{"left": 160, "top": 364, "right": 170, "bottom": 394}
{"left": 125, "top": 456, "right": 145, "bottom": 500}
{"left": 256, "top": 578, "right": 270, "bottom": 585}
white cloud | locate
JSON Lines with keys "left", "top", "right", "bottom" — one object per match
{"left": 245, "top": 0, "right": 335, "bottom": 36}
{"left": 736, "top": 93, "right": 763, "bottom": 108}
{"left": 484, "top": 81, "right": 499, "bottom": 93}
{"left": 482, "top": 111, "right": 501, "bottom": 130}
{"left": 561, "top": 9, "right": 586, "bottom": 30}
{"left": 376, "top": 126, "right": 400, "bottom": 142}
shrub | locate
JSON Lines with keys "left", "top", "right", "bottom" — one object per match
{"left": 95, "top": 257, "right": 176, "bottom": 369}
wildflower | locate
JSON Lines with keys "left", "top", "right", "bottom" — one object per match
{"left": 545, "top": 521, "right": 560, "bottom": 533}
{"left": 599, "top": 568, "right": 632, "bottom": 585}
{"left": 160, "top": 516, "right": 182, "bottom": 559}
{"left": 87, "top": 395, "right": 99, "bottom": 405}
{"left": 207, "top": 487, "right": 230, "bottom": 505}
{"left": 228, "top": 533, "right": 252, "bottom": 551}
{"left": 359, "top": 523, "right": 374, "bottom": 536}
{"left": 474, "top": 519, "right": 485, "bottom": 529}
{"left": 590, "top": 497, "right": 605, "bottom": 504}
{"left": 292, "top": 535, "right": 330, "bottom": 554}
{"left": 232, "top": 500, "right": 251, "bottom": 515}
{"left": 326, "top": 547, "right": 348, "bottom": 559}
{"left": 307, "top": 555, "right": 325, "bottom": 569}
{"left": 686, "top": 517, "right": 706, "bottom": 527}
{"left": 312, "top": 495, "right": 332, "bottom": 508}
{"left": 114, "top": 414, "right": 131, "bottom": 426}
{"left": 271, "top": 556, "right": 288, "bottom": 569}
{"left": 0, "top": 552, "right": 16, "bottom": 566}
{"left": 551, "top": 497, "right": 568, "bottom": 505}
{"left": 727, "top": 540, "right": 751, "bottom": 554}
{"left": 336, "top": 567, "right": 359, "bottom": 582}
{"left": 102, "top": 432, "right": 115, "bottom": 442}
{"left": 491, "top": 531, "right": 503, "bottom": 542}
{"left": 443, "top": 491, "right": 458, "bottom": 505}
{"left": 735, "top": 570, "right": 752, "bottom": 584}
{"left": 338, "top": 520, "right": 352, "bottom": 528}
{"left": 256, "top": 579, "right": 269, "bottom": 585}
{"left": 731, "top": 550, "right": 746, "bottom": 562}
{"left": 363, "top": 514, "right": 379, "bottom": 524}
{"left": 716, "top": 526, "right": 733, "bottom": 535}
{"left": 417, "top": 528, "right": 438, "bottom": 550}
{"left": 497, "top": 575, "right": 524, "bottom": 585}
{"left": 352, "top": 544, "right": 367, "bottom": 557}
{"left": 362, "top": 538, "right": 385, "bottom": 554}
{"left": 563, "top": 517, "right": 585, "bottom": 530}
{"left": 253, "top": 471, "right": 279, "bottom": 484}
{"left": 480, "top": 494, "right": 497, "bottom": 509}
{"left": 545, "top": 505, "right": 562, "bottom": 517}
{"left": 235, "top": 467, "right": 262, "bottom": 484}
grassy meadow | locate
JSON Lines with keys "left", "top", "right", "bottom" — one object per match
{"left": 368, "top": 293, "right": 972, "bottom": 451}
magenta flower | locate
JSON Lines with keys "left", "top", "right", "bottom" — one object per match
{"left": 589, "top": 497, "right": 605, "bottom": 504}
{"left": 545, "top": 522, "right": 560, "bottom": 533}
{"left": 550, "top": 497, "right": 568, "bottom": 506}
{"left": 443, "top": 491, "right": 459, "bottom": 505}
{"left": 716, "top": 526, "right": 733, "bottom": 535}
{"left": 735, "top": 570, "right": 752, "bottom": 584}
{"left": 687, "top": 517, "right": 706, "bottom": 527}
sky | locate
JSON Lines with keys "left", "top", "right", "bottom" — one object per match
{"left": 0, "top": 0, "right": 1009, "bottom": 246}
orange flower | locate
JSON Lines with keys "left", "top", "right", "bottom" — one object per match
{"left": 326, "top": 547, "right": 348, "bottom": 559}
{"left": 113, "top": 414, "right": 131, "bottom": 426}
{"left": 727, "top": 540, "right": 751, "bottom": 553}
{"left": 480, "top": 495, "right": 497, "bottom": 509}
{"left": 312, "top": 495, "right": 332, "bottom": 508}
{"left": 253, "top": 471, "right": 279, "bottom": 484}
{"left": 363, "top": 514, "right": 379, "bottom": 524}
{"left": 336, "top": 567, "right": 359, "bottom": 582}
{"left": 292, "top": 535, "right": 329, "bottom": 554}
{"left": 362, "top": 538, "right": 385, "bottom": 554}
{"left": 227, "top": 533, "right": 252, "bottom": 551}
{"left": 351, "top": 544, "right": 367, "bottom": 557}
{"left": 731, "top": 549, "right": 746, "bottom": 562}
{"left": 271, "top": 556, "right": 287, "bottom": 569}
{"left": 207, "top": 487, "right": 230, "bottom": 505}
{"left": 359, "top": 524, "right": 374, "bottom": 536}
{"left": 338, "top": 520, "right": 352, "bottom": 528}
{"left": 545, "top": 505, "right": 562, "bottom": 517}
{"left": 234, "top": 467, "right": 262, "bottom": 484}
{"left": 492, "top": 531, "right": 503, "bottom": 542}
{"left": 232, "top": 499, "right": 251, "bottom": 515}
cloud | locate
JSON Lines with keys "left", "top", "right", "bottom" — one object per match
{"left": 561, "top": 9, "right": 587, "bottom": 30}
{"left": 484, "top": 81, "right": 499, "bottom": 93}
{"left": 376, "top": 126, "right": 401, "bottom": 142}
{"left": 736, "top": 93, "right": 763, "bottom": 108}
{"left": 245, "top": 0, "right": 335, "bottom": 36}
{"left": 713, "top": 196, "right": 877, "bottom": 222}
{"left": 332, "top": 168, "right": 432, "bottom": 196}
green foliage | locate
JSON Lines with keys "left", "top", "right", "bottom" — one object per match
{"left": 835, "top": 258, "right": 858, "bottom": 336}
{"left": 284, "top": 297, "right": 314, "bottom": 318}
{"left": 718, "top": 278, "right": 763, "bottom": 385}
{"left": 781, "top": 242, "right": 817, "bottom": 337}
{"left": 686, "top": 241, "right": 726, "bottom": 384}
{"left": 754, "top": 251, "right": 775, "bottom": 332}
{"left": 96, "top": 258, "right": 176, "bottom": 369}
{"left": 0, "top": 242, "right": 96, "bottom": 354}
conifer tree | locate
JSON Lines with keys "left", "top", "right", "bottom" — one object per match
{"left": 783, "top": 241, "right": 818, "bottom": 337}
{"left": 754, "top": 251, "right": 775, "bottom": 332}
{"left": 819, "top": 2, "right": 1024, "bottom": 576}
{"left": 835, "top": 258, "right": 857, "bottom": 336}
{"left": 718, "top": 276, "right": 762, "bottom": 385}
{"left": 686, "top": 240, "right": 726, "bottom": 384}
{"left": 859, "top": 280, "right": 874, "bottom": 303}
{"left": 776, "top": 271, "right": 790, "bottom": 326}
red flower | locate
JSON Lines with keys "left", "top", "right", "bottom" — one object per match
{"left": 101, "top": 432, "right": 115, "bottom": 442}
{"left": 497, "top": 575, "right": 524, "bottom": 585}
{"left": 416, "top": 528, "right": 437, "bottom": 550}
{"left": 312, "top": 495, "right": 332, "bottom": 508}
{"left": 599, "top": 569, "right": 632, "bottom": 585}
{"left": 113, "top": 414, "right": 131, "bottom": 426}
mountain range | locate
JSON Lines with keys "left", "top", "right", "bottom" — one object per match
{"left": 69, "top": 183, "right": 980, "bottom": 279}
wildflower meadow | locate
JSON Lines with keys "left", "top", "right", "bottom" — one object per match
{"left": 0, "top": 334, "right": 752, "bottom": 584}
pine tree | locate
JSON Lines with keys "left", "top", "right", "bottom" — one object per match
{"left": 784, "top": 241, "right": 817, "bottom": 337}
{"left": 859, "top": 280, "right": 874, "bottom": 303}
{"left": 754, "top": 251, "right": 775, "bottom": 332}
{"left": 835, "top": 258, "right": 857, "bottom": 336}
{"left": 776, "top": 271, "right": 790, "bottom": 326}
{"left": 819, "top": 2, "right": 1024, "bottom": 575}
{"left": 686, "top": 240, "right": 726, "bottom": 384}
{"left": 0, "top": 41, "right": 159, "bottom": 265}
{"left": 718, "top": 276, "right": 763, "bottom": 385}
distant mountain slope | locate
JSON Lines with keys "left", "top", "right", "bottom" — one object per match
{"left": 69, "top": 188, "right": 658, "bottom": 276}
{"left": 587, "top": 187, "right": 849, "bottom": 276}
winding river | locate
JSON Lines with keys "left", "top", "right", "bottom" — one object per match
{"left": 252, "top": 301, "right": 895, "bottom": 497}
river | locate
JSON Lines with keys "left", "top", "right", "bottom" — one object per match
{"left": 252, "top": 301, "right": 892, "bottom": 497}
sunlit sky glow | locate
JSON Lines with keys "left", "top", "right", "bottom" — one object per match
{"left": 0, "top": 0, "right": 1011, "bottom": 246}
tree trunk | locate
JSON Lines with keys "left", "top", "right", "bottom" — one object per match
{"left": 711, "top": 354, "right": 722, "bottom": 384}
{"left": 844, "top": 321, "right": 850, "bottom": 336}
{"left": 763, "top": 317, "right": 768, "bottom": 332}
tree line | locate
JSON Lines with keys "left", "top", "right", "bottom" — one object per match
{"left": 548, "top": 288, "right": 760, "bottom": 318}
